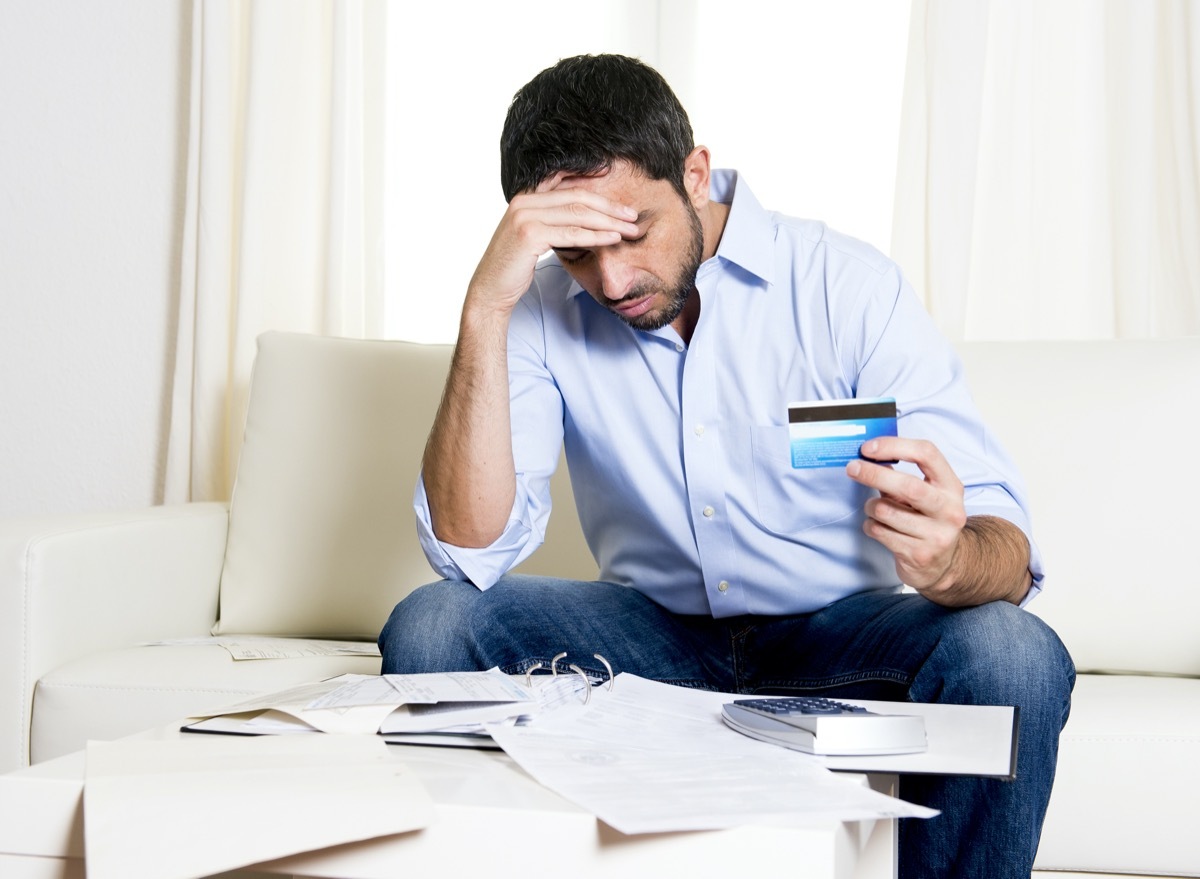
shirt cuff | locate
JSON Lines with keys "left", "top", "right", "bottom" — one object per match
{"left": 412, "top": 476, "right": 544, "bottom": 590}
{"left": 1019, "top": 534, "right": 1045, "bottom": 608}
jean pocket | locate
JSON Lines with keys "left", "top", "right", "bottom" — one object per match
{"left": 749, "top": 424, "right": 872, "bottom": 535}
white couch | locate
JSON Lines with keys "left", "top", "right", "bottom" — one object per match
{"left": 2, "top": 332, "right": 1197, "bottom": 878}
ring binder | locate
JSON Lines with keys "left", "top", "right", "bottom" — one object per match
{"left": 593, "top": 654, "right": 615, "bottom": 689}
{"left": 523, "top": 652, "right": 615, "bottom": 704}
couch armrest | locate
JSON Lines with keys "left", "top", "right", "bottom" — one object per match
{"left": 0, "top": 503, "right": 229, "bottom": 771}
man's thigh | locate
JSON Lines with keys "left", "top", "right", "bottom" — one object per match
{"left": 379, "top": 574, "right": 719, "bottom": 687}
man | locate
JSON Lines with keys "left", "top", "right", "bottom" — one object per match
{"left": 379, "top": 54, "right": 1074, "bottom": 878}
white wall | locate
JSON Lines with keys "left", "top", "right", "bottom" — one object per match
{"left": 0, "top": 0, "right": 190, "bottom": 518}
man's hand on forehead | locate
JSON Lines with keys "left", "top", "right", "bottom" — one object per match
{"left": 538, "top": 171, "right": 635, "bottom": 213}
{"left": 515, "top": 173, "right": 639, "bottom": 249}
{"left": 464, "top": 168, "right": 639, "bottom": 314}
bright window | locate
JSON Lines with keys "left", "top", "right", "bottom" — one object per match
{"left": 383, "top": 1, "right": 911, "bottom": 343}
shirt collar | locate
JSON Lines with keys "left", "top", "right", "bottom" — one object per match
{"left": 709, "top": 169, "right": 775, "bottom": 285}
{"left": 562, "top": 167, "right": 775, "bottom": 299}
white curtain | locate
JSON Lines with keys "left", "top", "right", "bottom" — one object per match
{"left": 165, "top": 0, "right": 385, "bottom": 503}
{"left": 893, "top": 0, "right": 1200, "bottom": 341}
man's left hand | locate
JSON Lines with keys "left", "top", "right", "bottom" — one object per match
{"left": 846, "top": 436, "right": 1032, "bottom": 607}
{"left": 847, "top": 436, "right": 967, "bottom": 596}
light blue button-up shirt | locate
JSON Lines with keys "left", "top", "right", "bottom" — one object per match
{"left": 415, "top": 170, "right": 1042, "bottom": 617}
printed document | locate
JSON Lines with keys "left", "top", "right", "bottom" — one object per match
{"left": 142, "top": 635, "right": 380, "bottom": 660}
{"left": 486, "top": 674, "right": 937, "bottom": 834}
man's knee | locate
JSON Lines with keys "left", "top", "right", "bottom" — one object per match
{"left": 378, "top": 578, "right": 484, "bottom": 674}
{"left": 378, "top": 574, "right": 598, "bottom": 675}
{"left": 918, "top": 601, "right": 1075, "bottom": 723}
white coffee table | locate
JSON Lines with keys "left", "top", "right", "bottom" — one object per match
{"left": 0, "top": 723, "right": 898, "bottom": 879}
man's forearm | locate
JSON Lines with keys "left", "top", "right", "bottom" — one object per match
{"left": 422, "top": 306, "right": 517, "bottom": 548}
{"left": 423, "top": 174, "right": 640, "bottom": 547}
{"left": 927, "top": 515, "right": 1033, "bottom": 607}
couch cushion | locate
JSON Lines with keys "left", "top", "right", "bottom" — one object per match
{"left": 1033, "top": 674, "right": 1200, "bottom": 876}
{"left": 958, "top": 339, "right": 1200, "bottom": 676}
{"left": 214, "top": 333, "right": 454, "bottom": 639}
{"left": 30, "top": 643, "right": 380, "bottom": 764}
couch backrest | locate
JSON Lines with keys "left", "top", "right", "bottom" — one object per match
{"left": 214, "top": 332, "right": 593, "bottom": 641}
{"left": 214, "top": 333, "right": 448, "bottom": 638}
{"left": 958, "top": 339, "right": 1200, "bottom": 676}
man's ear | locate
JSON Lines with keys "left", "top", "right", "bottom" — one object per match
{"left": 682, "top": 146, "right": 712, "bottom": 210}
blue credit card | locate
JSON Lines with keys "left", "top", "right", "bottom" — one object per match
{"left": 787, "top": 398, "right": 898, "bottom": 469}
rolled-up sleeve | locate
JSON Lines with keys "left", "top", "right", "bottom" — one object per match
{"left": 413, "top": 473, "right": 544, "bottom": 589}
{"left": 412, "top": 291, "right": 565, "bottom": 589}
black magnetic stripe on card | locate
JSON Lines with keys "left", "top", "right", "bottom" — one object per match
{"left": 788, "top": 401, "right": 897, "bottom": 423}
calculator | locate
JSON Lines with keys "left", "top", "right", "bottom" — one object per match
{"left": 732, "top": 696, "right": 873, "bottom": 720}
{"left": 721, "top": 696, "right": 927, "bottom": 756}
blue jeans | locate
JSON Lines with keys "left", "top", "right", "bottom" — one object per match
{"left": 379, "top": 575, "right": 1074, "bottom": 879}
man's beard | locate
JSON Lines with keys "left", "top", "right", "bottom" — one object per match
{"left": 608, "top": 207, "right": 704, "bottom": 332}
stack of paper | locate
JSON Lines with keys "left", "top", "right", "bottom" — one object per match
{"left": 184, "top": 669, "right": 586, "bottom": 742}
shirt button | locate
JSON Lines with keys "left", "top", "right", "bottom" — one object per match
{"left": 718, "top": 580, "right": 730, "bottom": 593}
{"left": 702, "top": 505, "right": 715, "bottom": 518}
{"left": 694, "top": 424, "right": 705, "bottom": 437}
{"left": 675, "top": 343, "right": 685, "bottom": 353}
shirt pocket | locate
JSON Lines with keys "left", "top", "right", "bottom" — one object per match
{"left": 749, "top": 424, "right": 872, "bottom": 535}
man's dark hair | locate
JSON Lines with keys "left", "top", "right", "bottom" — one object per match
{"left": 499, "top": 54, "right": 695, "bottom": 202}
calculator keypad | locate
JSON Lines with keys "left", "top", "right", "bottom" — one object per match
{"left": 734, "top": 697, "right": 869, "bottom": 716}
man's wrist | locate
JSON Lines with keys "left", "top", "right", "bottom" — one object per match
{"left": 459, "top": 292, "right": 515, "bottom": 335}
{"left": 926, "top": 515, "right": 1032, "bottom": 607}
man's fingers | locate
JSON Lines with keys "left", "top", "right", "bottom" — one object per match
{"left": 860, "top": 437, "right": 956, "bottom": 486}
{"left": 847, "top": 459, "right": 932, "bottom": 511}
{"left": 864, "top": 496, "right": 923, "bottom": 538}
{"left": 851, "top": 438, "right": 962, "bottom": 512}
{"left": 550, "top": 201, "right": 641, "bottom": 238}
{"left": 534, "top": 171, "right": 567, "bottom": 193}
{"left": 517, "top": 184, "right": 638, "bottom": 223}
{"left": 507, "top": 199, "right": 639, "bottom": 255}
{"left": 862, "top": 500, "right": 960, "bottom": 590}
{"left": 854, "top": 463, "right": 965, "bottom": 527}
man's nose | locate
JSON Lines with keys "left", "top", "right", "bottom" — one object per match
{"left": 594, "top": 250, "right": 636, "bottom": 300}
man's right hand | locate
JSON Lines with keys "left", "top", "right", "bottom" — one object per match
{"left": 464, "top": 171, "right": 641, "bottom": 318}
